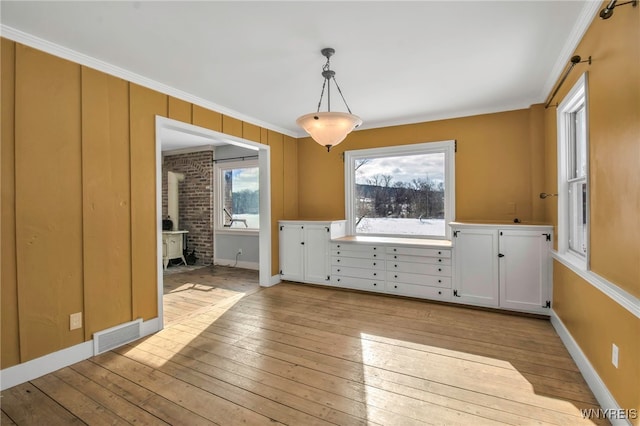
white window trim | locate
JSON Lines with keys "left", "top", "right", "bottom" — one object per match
{"left": 344, "top": 140, "right": 456, "bottom": 240}
{"left": 214, "top": 159, "right": 260, "bottom": 234}
{"left": 557, "top": 72, "right": 589, "bottom": 270}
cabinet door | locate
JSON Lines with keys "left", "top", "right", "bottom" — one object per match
{"left": 304, "top": 224, "right": 331, "bottom": 283}
{"left": 279, "top": 224, "right": 304, "bottom": 281}
{"left": 499, "top": 230, "right": 550, "bottom": 313}
{"left": 453, "top": 228, "right": 499, "bottom": 307}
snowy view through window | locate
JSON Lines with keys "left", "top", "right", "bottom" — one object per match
{"left": 355, "top": 152, "right": 445, "bottom": 237}
{"left": 223, "top": 166, "right": 259, "bottom": 229}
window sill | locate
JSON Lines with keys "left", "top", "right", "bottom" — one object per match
{"left": 551, "top": 250, "right": 640, "bottom": 318}
{"left": 215, "top": 228, "right": 259, "bottom": 237}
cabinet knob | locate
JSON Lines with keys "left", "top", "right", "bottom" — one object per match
{"left": 394, "top": 255, "right": 397, "bottom": 259}
{"left": 393, "top": 248, "right": 397, "bottom": 252}
{"left": 337, "top": 269, "right": 340, "bottom": 272}
{"left": 373, "top": 262, "right": 376, "bottom": 266}
{"left": 438, "top": 291, "right": 442, "bottom": 295}
{"left": 337, "top": 245, "right": 340, "bottom": 248}
{"left": 438, "top": 268, "right": 442, "bottom": 272}
{"left": 438, "top": 251, "right": 442, "bottom": 254}
{"left": 373, "top": 273, "right": 377, "bottom": 276}
{"left": 337, "top": 278, "right": 341, "bottom": 282}
{"left": 438, "top": 279, "right": 442, "bottom": 283}
{"left": 301, "top": 242, "right": 305, "bottom": 245}
{"left": 394, "top": 275, "right": 398, "bottom": 278}
{"left": 394, "top": 264, "right": 397, "bottom": 268}
{"left": 373, "top": 254, "right": 377, "bottom": 257}
{"left": 438, "top": 259, "right": 442, "bottom": 263}
{"left": 373, "top": 283, "right": 377, "bottom": 286}
{"left": 373, "top": 247, "right": 377, "bottom": 250}
{"left": 337, "top": 259, "right": 340, "bottom": 262}
{"left": 337, "top": 251, "right": 340, "bottom": 254}
{"left": 394, "top": 285, "right": 398, "bottom": 289}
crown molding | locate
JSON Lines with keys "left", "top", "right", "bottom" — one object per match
{"left": 1, "top": 25, "right": 298, "bottom": 138}
{"left": 539, "top": 1, "right": 601, "bottom": 101}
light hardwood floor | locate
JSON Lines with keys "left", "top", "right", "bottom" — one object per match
{"left": 1, "top": 267, "right": 606, "bottom": 425}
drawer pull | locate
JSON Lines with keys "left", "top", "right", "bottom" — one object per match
{"left": 337, "top": 259, "right": 340, "bottom": 262}
{"left": 373, "top": 262, "right": 376, "bottom": 266}
{"left": 373, "top": 247, "right": 377, "bottom": 250}
{"left": 394, "top": 264, "right": 397, "bottom": 267}
{"left": 373, "top": 273, "right": 377, "bottom": 276}
{"left": 337, "top": 269, "right": 341, "bottom": 272}
{"left": 394, "top": 285, "right": 398, "bottom": 289}
{"left": 373, "top": 283, "right": 377, "bottom": 286}
{"left": 394, "top": 255, "right": 397, "bottom": 259}
{"left": 438, "top": 268, "right": 442, "bottom": 272}
{"left": 438, "top": 259, "right": 442, "bottom": 263}
{"left": 438, "top": 291, "right": 442, "bottom": 295}
{"left": 438, "top": 279, "right": 442, "bottom": 283}
{"left": 438, "top": 251, "right": 442, "bottom": 255}
{"left": 337, "top": 251, "right": 340, "bottom": 254}
{"left": 337, "top": 278, "right": 341, "bottom": 282}
{"left": 394, "top": 275, "right": 398, "bottom": 278}
{"left": 393, "top": 248, "right": 397, "bottom": 252}
{"left": 373, "top": 254, "right": 377, "bottom": 257}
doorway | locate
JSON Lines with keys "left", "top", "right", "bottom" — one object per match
{"left": 155, "top": 116, "right": 271, "bottom": 326}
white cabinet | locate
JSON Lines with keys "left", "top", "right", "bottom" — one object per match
{"left": 279, "top": 221, "right": 346, "bottom": 284}
{"left": 331, "top": 242, "right": 386, "bottom": 293}
{"left": 451, "top": 228, "right": 499, "bottom": 307}
{"left": 451, "top": 223, "right": 552, "bottom": 315}
{"left": 331, "top": 238, "right": 453, "bottom": 302}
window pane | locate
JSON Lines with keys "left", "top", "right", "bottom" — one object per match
{"left": 223, "top": 167, "right": 259, "bottom": 228}
{"left": 569, "top": 181, "right": 587, "bottom": 255}
{"left": 354, "top": 153, "right": 445, "bottom": 236}
{"left": 570, "top": 105, "right": 587, "bottom": 179}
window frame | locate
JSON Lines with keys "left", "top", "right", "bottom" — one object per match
{"left": 557, "top": 72, "right": 589, "bottom": 269}
{"left": 344, "top": 140, "right": 456, "bottom": 240}
{"left": 214, "top": 159, "right": 260, "bottom": 234}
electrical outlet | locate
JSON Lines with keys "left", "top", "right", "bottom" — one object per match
{"left": 237, "top": 248, "right": 243, "bottom": 255}
{"left": 70, "top": 312, "right": 82, "bottom": 330}
{"left": 612, "top": 343, "right": 619, "bottom": 368}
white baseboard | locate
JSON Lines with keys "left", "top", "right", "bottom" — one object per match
{"left": 550, "top": 310, "right": 631, "bottom": 426}
{"left": 0, "top": 317, "right": 161, "bottom": 391}
{"left": 214, "top": 258, "right": 259, "bottom": 270}
{"left": 0, "top": 340, "right": 93, "bottom": 391}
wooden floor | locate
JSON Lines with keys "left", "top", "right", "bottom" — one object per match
{"left": 2, "top": 267, "right": 606, "bottom": 425}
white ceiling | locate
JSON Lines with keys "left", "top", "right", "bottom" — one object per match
{"left": 1, "top": 1, "right": 598, "bottom": 138}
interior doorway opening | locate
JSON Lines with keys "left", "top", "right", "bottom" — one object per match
{"left": 155, "top": 116, "right": 271, "bottom": 326}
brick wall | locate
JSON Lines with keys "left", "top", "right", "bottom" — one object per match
{"left": 162, "top": 151, "right": 214, "bottom": 264}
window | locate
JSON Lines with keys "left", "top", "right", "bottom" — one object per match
{"left": 344, "top": 141, "right": 455, "bottom": 239}
{"left": 215, "top": 160, "right": 259, "bottom": 230}
{"left": 557, "top": 73, "right": 589, "bottom": 266}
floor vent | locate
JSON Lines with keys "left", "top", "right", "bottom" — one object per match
{"left": 93, "top": 319, "right": 142, "bottom": 355}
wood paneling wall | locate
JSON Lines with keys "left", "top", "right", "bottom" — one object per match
{"left": 14, "top": 45, "right": 84, "bottom": 361}
{"left": 81, "top": 67, "right": 132, "bottom": 339}
{"left": 1, "top": 38, "right": 295, "bottom": 369}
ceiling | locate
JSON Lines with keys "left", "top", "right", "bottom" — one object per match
{"left": 1, "top": 1, "right": 598, "bottom": 138}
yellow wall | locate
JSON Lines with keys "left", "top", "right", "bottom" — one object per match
{"left": 542, "top": 1, "right": 639, "bottom": 417}
{"left": 0, "top": 39, "right": 294, "bottom": 369}
{"left": 298, "top": 107, "right": 546, "bottom": 222}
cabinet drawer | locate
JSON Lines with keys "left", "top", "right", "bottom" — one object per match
{"left": 387, "top": 271, "right": 451, "bottom": 287}
{"left": 330, "top": 249, "right": 385, "bottom": 260}
{"left": 387, "top": 254, "right": 451, "bottom": 266}
{"left": 331, "top": 243, "right": 384, "bottom": 254}
{"left": 331, "top": 256, "right": 385, "bottom": 269}
{"left": 386, "top": 246, "right": 451, "bottom": 258}
{"left": 332, "top": 266, "right": 385, "bottom": 280}
{"left": 332, "top": 275, "right": 385, "bottom": 292}
{"left": 387, "top": 261, "right": 451, "bottom": 277}
{"left": 386, "top": 283, "right": 452, "bottom": 301}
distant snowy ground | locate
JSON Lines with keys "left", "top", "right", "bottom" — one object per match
{"left": 228, "top": 213, "right": 260, "bottom": 229}
{"left": 357, "top": 217, "right": 445, "bottom": 236}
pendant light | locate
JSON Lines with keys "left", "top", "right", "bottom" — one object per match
{"left": 296, "top": 48, "right": 362, "bottom": 152}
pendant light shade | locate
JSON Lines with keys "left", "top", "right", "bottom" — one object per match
{"left": 296, "top": 111, "right": 362, "bottom": 150}
{"left": 297, "top": 48, "right": 361, "bottom": 152}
